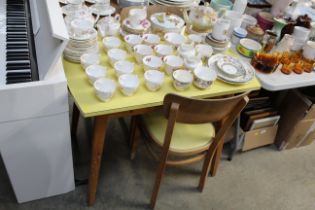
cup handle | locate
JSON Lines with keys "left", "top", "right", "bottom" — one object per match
{"left": 182, "top": 9, "right": 191, "bottom": 26}
{"left": 94, "top": 13, "right": 100, "bottom": 26}
{"left": 114, "top": 14, "right": 121, "bottom": 22}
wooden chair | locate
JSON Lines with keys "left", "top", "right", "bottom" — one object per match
{"left": 129, "top": 92, "right": 249, "bottom": 208}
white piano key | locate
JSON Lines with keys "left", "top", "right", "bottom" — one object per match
{"left": 0, "top": 0, "right": 6, "bottom": 86}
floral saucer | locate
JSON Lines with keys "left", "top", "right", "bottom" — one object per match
{"left": 122, "top": 18, "right": 151, "bottom": 34}
{"left": 208, "top": 54, "right": 255, "bottom": 85}
{"left": 150, "top": 12, "right": 184, "bottom": 33}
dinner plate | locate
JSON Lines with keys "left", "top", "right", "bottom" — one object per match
{"left": 208, "top": 54, "right": 255, "bottom": 85}
{"left": 150, "top": 12, "right": 185, "bottom": 32}
{"left": 216, "top": 55, "right": 246, "bottom": 78}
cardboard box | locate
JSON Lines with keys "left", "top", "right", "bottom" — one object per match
{"left": 242, "top": 126, "right": 278, "bottom": 151}
{"left": 275, "top": 90, "right": 315, "bottom": 150}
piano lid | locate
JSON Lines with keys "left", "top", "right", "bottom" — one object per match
{"left": 30, "top": 0, "right": 69, "bottom": 80}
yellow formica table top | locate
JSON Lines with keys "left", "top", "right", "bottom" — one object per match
{"left": 63, "top": 40, "right": 261, "bottom": 118}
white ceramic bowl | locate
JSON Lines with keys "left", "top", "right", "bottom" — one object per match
{"left": 164, "top": 33, "right": 186, "bottom": 47}
{"left": 144, "top": 70, "right": 165, "bottom": 91}
{"left": 195, "top": 44, "right": 213, "bottom": 59}
{"left": 133, "top": 44, "right": 154, "bottom": 64}
{"left": 85, "top": 64, "right": 107, "bottom": 84}
{"left": 172, "top": 70, "right": 193, "bottom": 91}
{"left": 80, "top": 53, "right": 100, "bottom": 69}
{"left": 193, "top": 66, "right": 217, "bottom": 89}
{"left": 114, "top": 60, "right": 135, "bottom": 76}
{"left": 154, "top": 44, "right": 173, "bottom": 57}
{"left": 163, "top": 55, "right": 184, "bottom": 76}
{"left": 142, "top": 33, "right": 161, "bottom": 46}
{"left": 103, "top": 36, "right": 121, "bottom": 51}
{"left": 118, "top": 74, "right": 140, "bottom": 96}
{"left": 143, "top": 55, "right": 163, "bottom": 71}
{"left": 241, "top": 14, "right": 257, "bottom": 29}
{"left": 124, "top": 34, "right": 143, "bottom": 52}
{"left": 107, "top": 48, "right": 127, "bottom": 66}
{"left": 94, "top": 78, "right": 116, "bottom": 102}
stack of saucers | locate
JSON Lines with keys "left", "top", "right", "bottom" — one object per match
{"left": 205, "top": 33, "right": 230, "bottom": 53}
{"left": 64, "top": 28, "right": 99, "bottom": 63}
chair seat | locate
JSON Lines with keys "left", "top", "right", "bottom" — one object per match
{"left": 142, "top": 111, "right": 215, "bottom": 153}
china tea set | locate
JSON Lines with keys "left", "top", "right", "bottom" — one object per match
{"left": 61, "top": 3, "right": 258, "bottom": 102}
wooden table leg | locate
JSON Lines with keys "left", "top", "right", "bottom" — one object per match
{"left": 71, "top": 103, "right": 80, "bottom": 138}
{"left": 88, "top": 116, "right": 108, "bottom": 206}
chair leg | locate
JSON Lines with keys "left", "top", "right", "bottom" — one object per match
{"left": 210, "top": 140, "right": 224, "bottom": 177}
{"left": 130, "top": 116, "right": 140, "bottom": 160}
{"left": 198, "top": 148, "right": 213, "bottom": 192}
{"left": 150, "top": 156, "right": 168, "bottom": 209}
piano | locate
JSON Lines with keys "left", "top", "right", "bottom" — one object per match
{"left": 0, "top": 0, "right": 75, "bottom": 203}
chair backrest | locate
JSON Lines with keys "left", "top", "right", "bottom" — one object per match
{"left": 163, "top": 92, "right": 249, "bottom": 124}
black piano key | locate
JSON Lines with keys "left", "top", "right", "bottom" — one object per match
{"left": 7, "top": 72, "right": 31, "bottom": 78}
{"left": 6, "top": 78, "right": 32, "bottom": 85}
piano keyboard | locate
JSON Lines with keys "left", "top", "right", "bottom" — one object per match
{"left": 0, "top": 0, "right": 38, "bottom": 85}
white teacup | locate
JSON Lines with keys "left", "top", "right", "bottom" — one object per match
{"left": 143, "top": 55, "right": 163, "bottom": 71}
{"left": 133, "top": 44, "right": 153, "bottom": 64}
{"left": 163, "top": 55, "right": 184, "bottom": 76}
{"left": 80, "top": 53, "right": 101, "bottom": 69}
{"left": 188, "top": 34, "right": 203, "bottom": 45}
{"left": 177, "top": 43, "right": 195, "bottom": 60}
{"left": 128, "top": 8, "right": 147, "bottom": 28}
{"left": 154, "top": 44, "right": 173, "bottom": 57}
{"left": 103, "top": 36, "right": 121, "bottom": 51}
{"left": 124, "top": 34, "right": 143, "bottom": 52}
{"left": 85, "top": 65, "right": 107, "bottom": 84}
{"left": 164, "top": 33, "right": 186, "bottom": 47}
{"left": 70, "top": 18, "right": 94, "bottom": 36}
{"left": 184, "top": 56, "right": 202, "bottom": 71}
{"left": 94, "top": 78, "right": 116, "bottom": 102}
{"left": 212, "top": 19, "right": 231, "bottom": 41}
{"left": 142, "top": 34, "right": 161, "bottom": 46}
{"left": 107, "top": 48, "right": 127, "bottom": 66}
{"left": 118, "top": 74, "right": 140, "bottom": 96}
{"left": 68, "top": 0, "right": 84, "bottom": 4}
{"left": 114, "top": 60, "right": 135, "bottom": 76}
{"left": 195, "top": 44, "right": 213, "bottom": 59}
{"left": 144, "top": 70, "right": 165, "bottom": 91}
{"left": 303, "top": 41, "right": 315, "bottom": 60}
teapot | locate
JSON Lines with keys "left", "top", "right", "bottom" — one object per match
{"left": 97, "top": 14, "right": 120, "bottom": 37}
{"left": 183, "top": 4, "right": 217, "bottom": 33}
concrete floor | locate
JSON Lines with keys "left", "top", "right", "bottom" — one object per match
{"left": 1, "top": 118, "right": 315, "bottom": 210}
